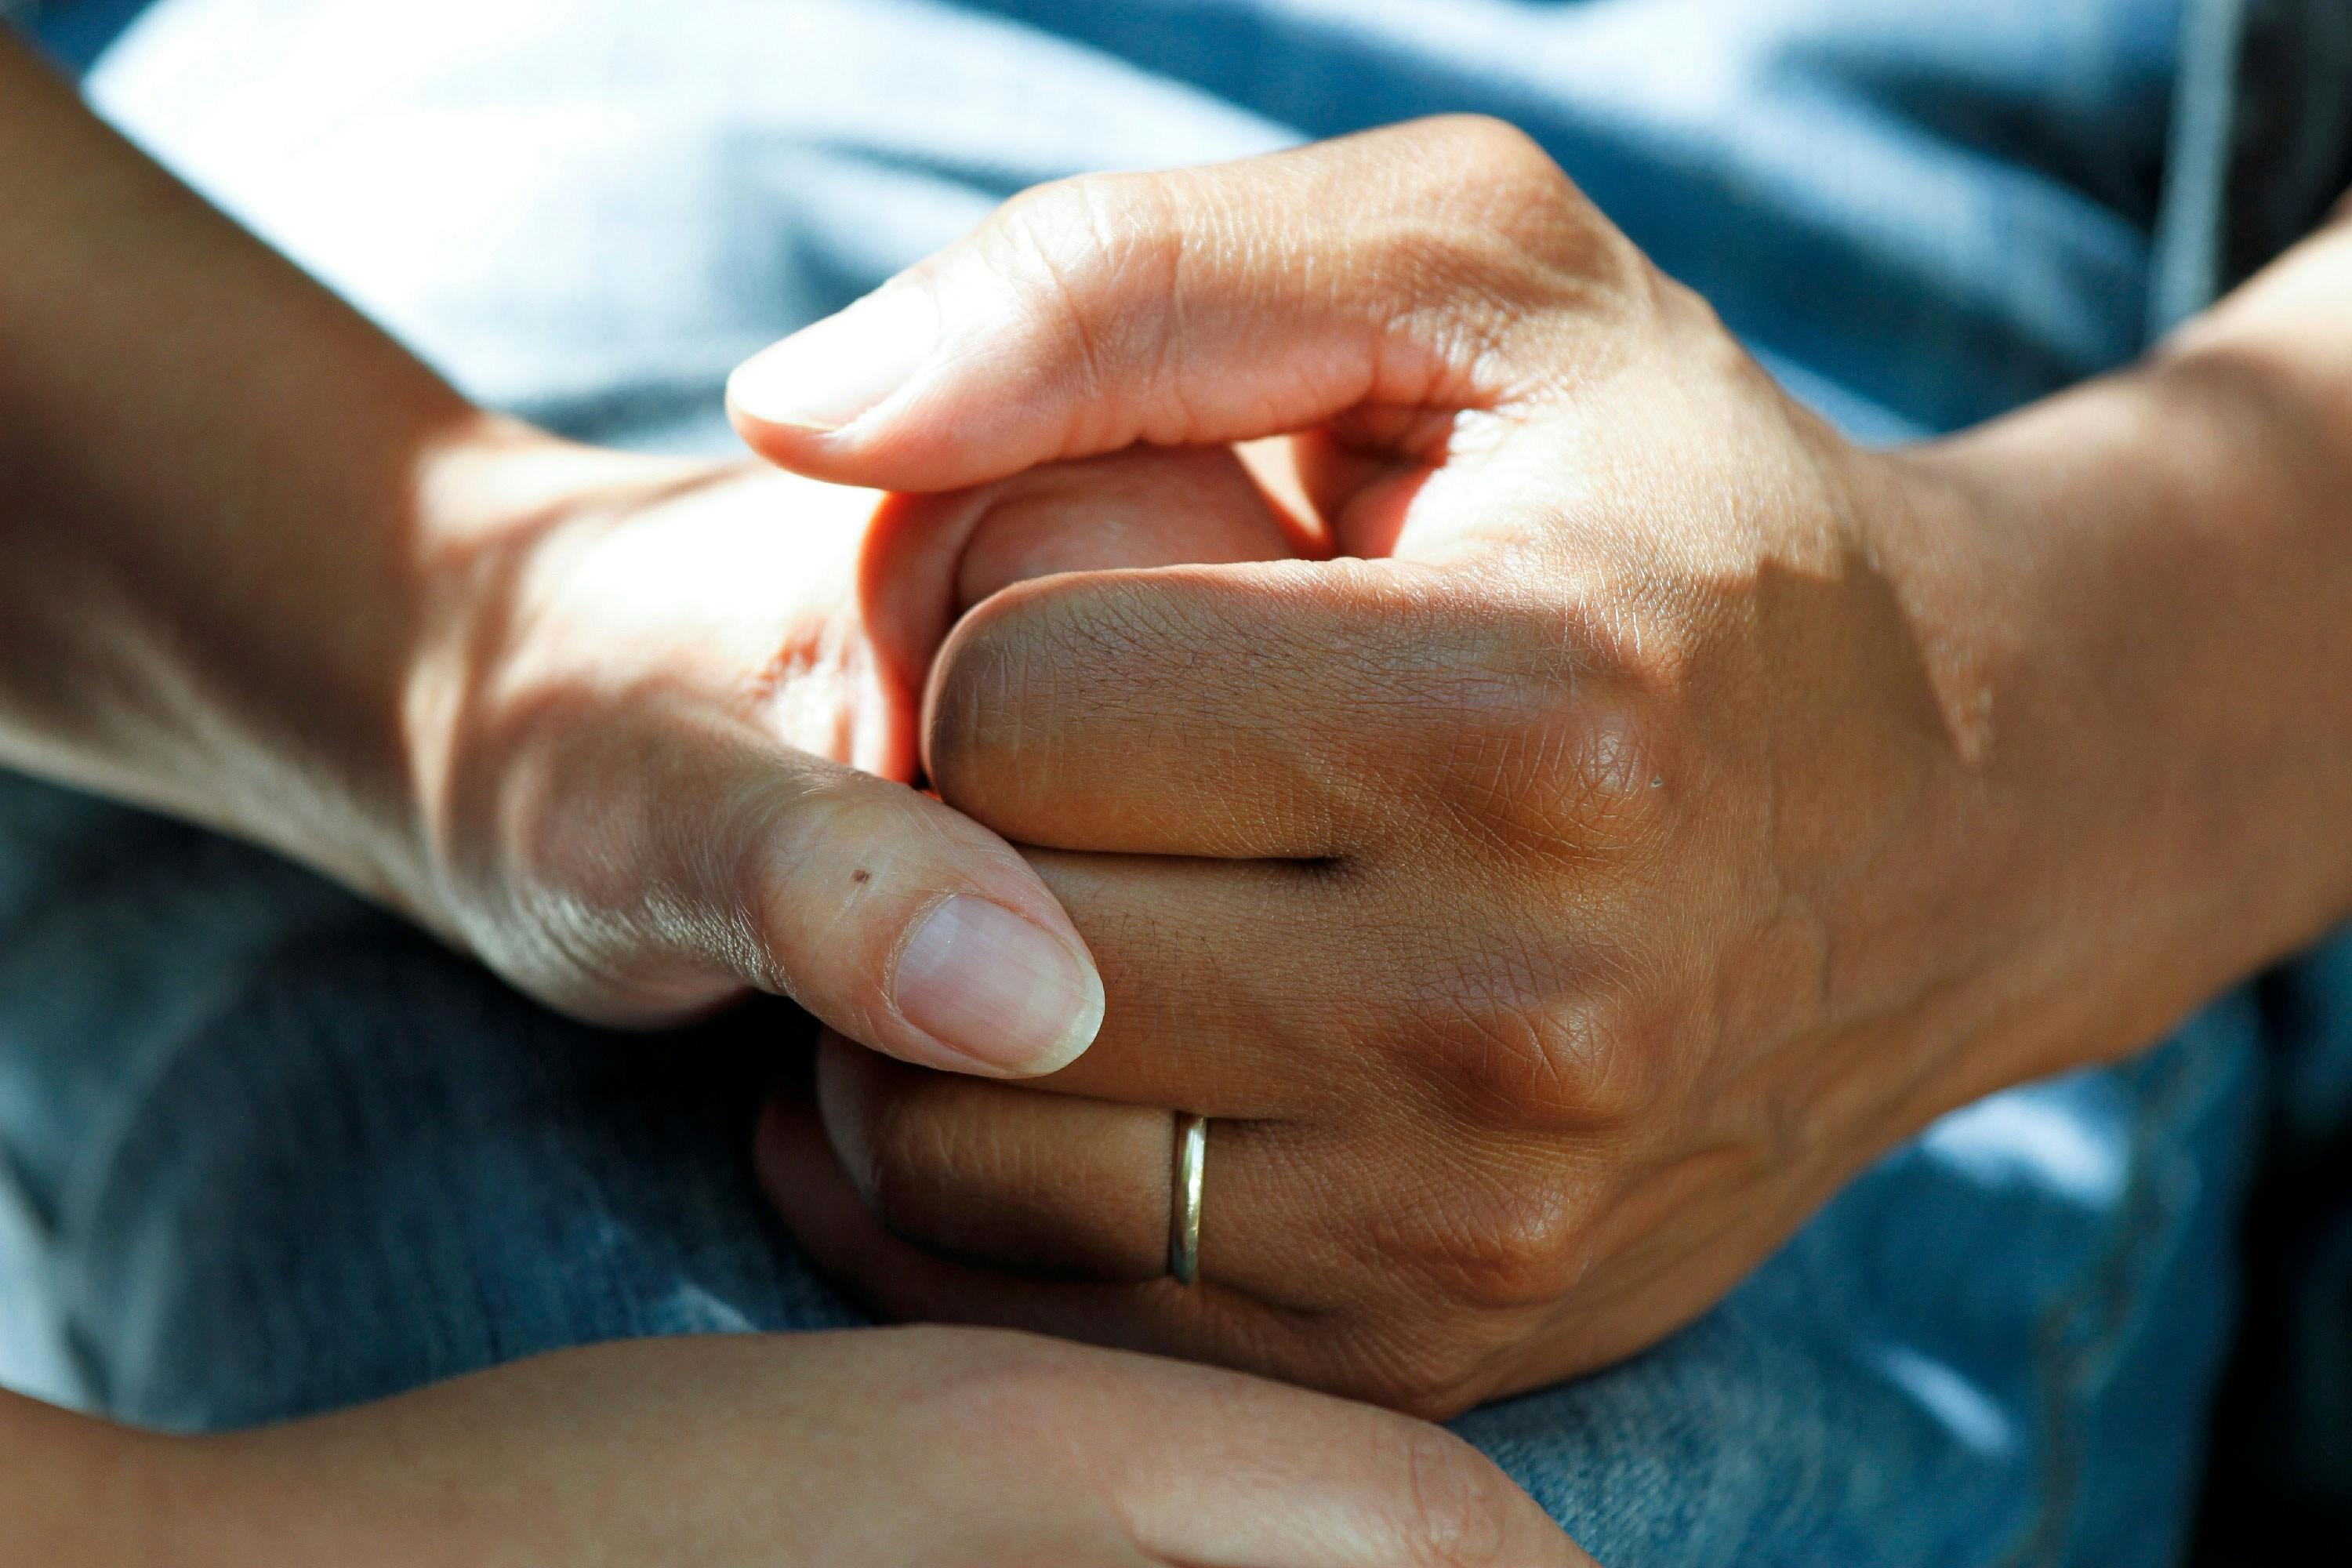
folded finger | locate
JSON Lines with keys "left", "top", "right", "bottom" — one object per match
{"left": 974, "top": 849, "right": 1363, "bottom": 1113}
{"left": 812, "top": 1035, "right": 1365, "bottom": 1305}
{"left": 924, "top": 557, "right": 1544, "bottom": 858}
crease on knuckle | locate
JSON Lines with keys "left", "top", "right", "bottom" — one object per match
{"left": 1383, "top": 116, "right": 1647, "bottom": 365}
{"left": 1406, "top": 1167, "right": 1592, "bottom": 1316}
{"left": 1369, "top": 586, "right": 1660, "bottom": 825}
{"left": 986, "top": 172, "right": 1184, "bottom": 445}
{"left": 1433, "top": 698, "right": 1673, "bottom": 868}
{"left": 1388, "top": 932, "right": 1661, "bottom": 1132}
{"left": 1500, "top": 990, "right": 1669, "bottom": 1131}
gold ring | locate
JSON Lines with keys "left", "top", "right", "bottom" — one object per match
{"left": 1168, "top": 1112, "right": 1207, "bottom": 1284}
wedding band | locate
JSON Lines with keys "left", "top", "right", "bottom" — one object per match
{"left": 1168, "top": 1112, "right": 1208, "bottom": 1285}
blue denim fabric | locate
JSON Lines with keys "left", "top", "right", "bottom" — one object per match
{"left": 0, "top": 2, "right": 2314, "bottom": 1563}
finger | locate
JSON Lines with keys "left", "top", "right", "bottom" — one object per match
{"left": 759, "top": 1094, "right": 1578, "bottom": 1458}
{"left": 1110, "top": 1381, "right": 1599, "bottom": 1568}
{"left": 761, "top": 1086, "right": 1308, "bottom": 1357}
{"left": 922, "top": 557, "right": 1573, "bottom": 858}
{"left": 727, "top": 116, "right": 1634, "bottom": 492}
{"left": 722, "top": 751, "right": 1107, "bottom": 1078}
{"left": 966, "top": 850, "right": 1365, "bottom": 1113}
{"left": 759, "top": 1091, "right": 1383, "bottom": 1403}
{"left": 532, "top": 702, "right": 1103, "bottom": 1077}
{"left": 953, "top": 445, "right": 1314, "bottom": 605}
{"left": 812, "top": 1034, "right": 1363, "bottom": 1303}
{"left": 858, "top": 445, "right": 1302, "bottom": 708}
{"left": 1098, "top": 1365, "right": 1599, "bottom": 1568}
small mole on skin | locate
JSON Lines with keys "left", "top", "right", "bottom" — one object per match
{"left": 851, "top": 869, "right": 871, "bottom": 884}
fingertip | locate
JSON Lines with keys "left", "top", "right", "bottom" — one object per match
{"left": 725, "top": 390, "right": 876, "bottom": 483}
{"left": 728, "top": 281, "right": 942, "bottom": 434}
{"left": 739, "top": 762, "right": 1102, "bottom": 1080}
{"left": 724, "top": 397, "right": 815, "bottom": 467}
{"left": 891, "top": 893, "right": 1105, "bottom": 1077}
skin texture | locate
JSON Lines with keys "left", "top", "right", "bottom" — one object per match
{"left": 3, "top": 14, "right": 2346, "bottom": 1552}
{"left": 737, "top": 119, "right": 2352, "bottom": 1417}
{"left": 0, "top": 36, "right": 1584, "bottom": 1562}
{"left": 1, "top": 1330, "right": 1589, "bottom": 1567}
{"left": 0, "top": 31, "right": 1305, "bottom": 1084}
{"left": 389, "top": 437, "right": 1293, "bottom": 1067}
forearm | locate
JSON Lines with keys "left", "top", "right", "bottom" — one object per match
{"left": 0, "top": 1388, "right": 205, "bottom": 1567}
{"left": 0, "top": 36, "right": 590, "bottom": 916}
{"left": 1893, "top": 208, "right": 2352, "bottom": 1094}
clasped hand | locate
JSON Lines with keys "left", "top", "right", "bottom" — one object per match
{"left": 724, "top": 118, "right": 2251, "bottom": 1417}
{"left": 416, "top": 116, "right": 2264, "bottom": 1425}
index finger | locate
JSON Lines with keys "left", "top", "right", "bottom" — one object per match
{"left": 727, "top": 117, "right": 1617, "bottom": 493}
{"left": 924, "top": 556, "right": 1566, "bottom": 860}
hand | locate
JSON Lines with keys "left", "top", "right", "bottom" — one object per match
{"left": 0, "top": 35, "right": 1297, "bottom": 1083}
{"left": 399, "top": 432, "right": 1293, "bottom": 1076}
{"left": 67, "top": 1329, "right": 1587, "bottom": 1566}
{"left": 734, "top": 118, "right": 2352, "bottom": 1414}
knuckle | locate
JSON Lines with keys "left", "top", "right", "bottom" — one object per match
{"left": 1488, "top": 992, "right": 1671, "bottom": 1131}
{"left": 1422, "top": 114, "right": 1573, "bottom": 205}
{"left": 1434, "top": 993, "right": 1600, "bottom": 1127}
{"left": 1399, "top": 115, "right": 1644, "bottom": 308}
{"left": 1548, "top": 703, "right": 1673, "bottom": 849}
{"left": 1393, "top": 934, "right": 1664, "bottom": 1131}
{"left": 737, "top": 764, "right": 862, "bottom": 886}
{"left": 1403, "top": 590, "right": 1681, "bottom": 859}
{"left": 996, "top": 169, "right": 1172, "bottom": 267}
{"left": 737, "top": 770, "right": 902, "bottom": 986}
{"left": 982, "top": 172, "right": 1181, "bottom": 408}
{"left": 1437, "top": 694, "right": 1675, "bottom": 859}
{"left": 478, "top": 726, "right": 668, "bottom": 921}
{"left": 1406, "top": 1173, "right": 1593, "bottom": 1314}
{"left": 1537, "top": 993, "right": 1674, "bottom": 1124}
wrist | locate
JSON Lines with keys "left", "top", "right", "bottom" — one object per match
{"left": 1882, "top": 342, "right": 2352, "bottom": 1095}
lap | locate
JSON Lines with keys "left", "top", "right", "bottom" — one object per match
{"left": 0, "top": 775, "right": 2273, "bottom": 1567}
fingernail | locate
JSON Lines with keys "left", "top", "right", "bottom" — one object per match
{"left": 894, "top": 895, "right": 1105, "bottom": 1074}
{"left": 727, "top": 281, "right": 940, "bottom": 432}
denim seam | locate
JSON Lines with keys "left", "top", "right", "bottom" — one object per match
{"left": 1991, "top": 1032, "right": 2232, "bottom": 1568}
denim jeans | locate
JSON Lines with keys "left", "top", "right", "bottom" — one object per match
{"left": 3, "top": 2, "right": 2339, "bottom": 1563}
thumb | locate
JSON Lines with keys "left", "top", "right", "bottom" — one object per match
{"left": 516, "top": 702, "right": 1103, "bottom": 1077}
{"left": 713, "top": 750, "right": 1105, "bottom": 1077}
{"left": 727, "top": 116, "right": 1626, "bottom": 493}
